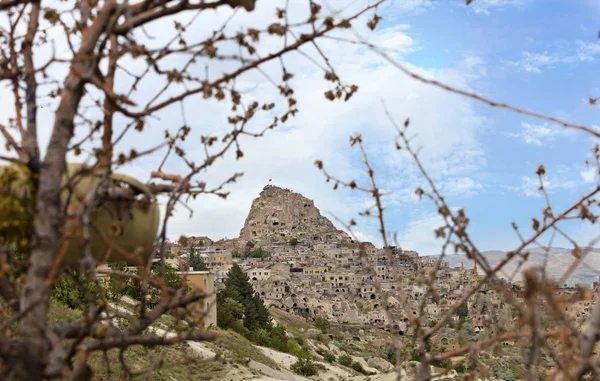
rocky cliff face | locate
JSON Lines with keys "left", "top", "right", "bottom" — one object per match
{"left": 239, "top": 185, "right": 351, "bottom": 243}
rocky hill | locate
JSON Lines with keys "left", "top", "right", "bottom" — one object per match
{"left": 239, "top": 185, "right": 351, "bottom": 244}
{"left": 437, "top": 247, "right": 600, "bottom": 286}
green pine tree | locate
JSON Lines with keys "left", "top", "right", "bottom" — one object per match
{"left": 189, "top": 251, "right": 208, "bottom": 271}
{"left": 244, "top": 295, "right": 272, "bottom": 331}
{"left": 218, "top": 264, "right": 272, "bottom": 332}
{"left": 222, "top": 264, "right": 255, "bottom": 300}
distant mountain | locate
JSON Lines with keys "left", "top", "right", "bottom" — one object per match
{"left": 435, "top": 247, "right": 600, "bottom": 286}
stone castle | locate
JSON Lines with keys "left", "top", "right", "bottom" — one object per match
{"left": 239, "top": 185, "right": 351, "bottom": 243}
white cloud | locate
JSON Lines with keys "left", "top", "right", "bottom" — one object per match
{"left": 576, "top": 40, "right": 600, "bottom": 62}
{"left": 395, "top": 210, "right": 453, "bottom": 255}
{"left": 352, "top": 230, "right": 382, "bottom": 245}
{"left": 0, "top": 0, "right": 490, "bottom": 247}
{"left": 469, "top": 0, "right": 530, "bottom": 15}
{"left": 507, "top": 51, "right": 559, "bottom": 73}
{"left": 510, "top": 170, "right": 582, "bottom": 198}
{"left": 379, "top": 27, "right": 417, "bottom": 53}
{"left": 507, "top": 41, "right": 600, "bottom": 73}
{"left": 439, "top": 177, "right": 483, "bottom": 197}
{"left": 580, "top": 166, "right": 598, "bottom": 183}
{"left": 365, "top": 57, "right": 488, "bottom": 204}
{"left": 512, "top": 176, "right": 543, "bottom": 198}
{"left": 507, "top": 122, "right": 573, "bottom": 146}
{"left": 391, "top": 0, "right": 434, "bottom": 14}
{"left": 153, "top": 49, "right": 489, "bottom": 242}
{"left": 163, "top": 57, "right": 486, "bottom": 241}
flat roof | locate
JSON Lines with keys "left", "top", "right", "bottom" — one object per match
{"left": 178, "top": 271, "right": 212, "bottom": 275}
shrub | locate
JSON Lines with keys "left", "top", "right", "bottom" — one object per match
{"left": 140, "top": 328, "right": 162, "bottom": 352}
{"left": 314, "top": 316, "right": 331, "bottom": 332}
{"left": 106, "top": 262, "right": 185, "bottom": 303}
{"left": 266, "top": 326, "right": 289, "bottom": 352}
{"left": 308, "top": 329, "right": 324, "bottom": 341}
{"left": 463, "top": 322, "right": 480, "bottom": 342}
{"left": 455, "top": 364, "right": 467, "bottom": 373}
{"left": 494, "top": 368, "right": 516, "bottom": 381}
{"left": 323, "top": 352, "right": 336, "bottom": 363}
{"left": 230, "top": 320, "right": 251, "bottom": 338}
{"left": 430, "top": 359, "right": 451, "bottom": 369}
{"left": 456, "top": 303, "right": 469, "bottom": 322}
{"left": 217, "top": 297, "right": 245, "bottom": 331}
{"left": 51, "top": 276, "right": 99, "bottom": 309}
{"left": 410, "top": 351, "right": 421, "bottom": 362}
{"left": 333, "top": 339, "right": 349, "bottom": 352}
{"left": 248, "top": 247, "right": 270, "bottom": 259}
{"left": 251, "top": 328, "right": 271, "bottom": 346}
{"left": 338, "top": 353, "right": 353, "bottom": 367}
{"left": 291, "top": 355, "right": 318, "bottom": 377}
{"left": 115, "top": 318, "right": 130, "bottom": 330}
{"left": 379, "top": 345, "right": 396, "bottom": 365}
{"left": 351, "top": 361, "right": 367, "bottom": 374}
{"left": 332, "top": 334, "right": 344, "bottom": 342}
{"left": 286, "top": 338, "right": 303, "bottom": 357}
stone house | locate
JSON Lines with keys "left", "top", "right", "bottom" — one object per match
{"left": 181, "top": 270, "right": 217, "bottom": 328}
{"left": 166, "top": 242, "right": 182, "bottom": 257}
{"left": 431, "top": 328, "right": 459, "bottom": 352}
{"left": 99, "top": 264, "right": 219, "bottom": 330}
{"left": 200, "top": 250, "right": 233, "bottom": 273}
{"left": 253, "top": 276, "right": 288, "bottom": 301}
{"left": 303, "top": 265, "right": 329, "bottom": 275}
{"left": 247, "top": 268, "right": 272, "bottom": 281}
{"left": 187, "top": 236, "right": 213, "bottom": 247}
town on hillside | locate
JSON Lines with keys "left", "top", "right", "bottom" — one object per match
{"left": 160, "top": 185, "right": 598, "bottom": 356}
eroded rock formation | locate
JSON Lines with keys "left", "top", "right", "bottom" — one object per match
{"left": 239, "top": 185, "right": 351, "bottom": 244}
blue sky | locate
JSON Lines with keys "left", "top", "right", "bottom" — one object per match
{"left": 334, "top": 0, "right": 600, "bottom": 254}
{"left": 2, "top": 0, "right": 597, "bottom": 255}
{"left": 142, "top": 0, "right": 598, "bottom": 255}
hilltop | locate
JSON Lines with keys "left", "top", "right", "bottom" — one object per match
{"left": 239, "top": 185, "right": 351, "bottom": 244}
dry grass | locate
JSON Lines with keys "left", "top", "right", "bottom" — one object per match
{"left": 207, "top": 330, "right": 281, "bottom": 370}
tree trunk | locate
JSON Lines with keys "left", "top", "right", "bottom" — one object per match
{"left": 11, "top": 2, "right": 116, "bottom": 376}
{"left": 11, "top": 69, "right": 86, "bottom": 381}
